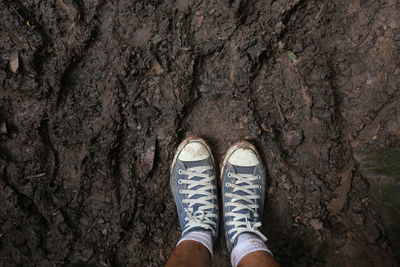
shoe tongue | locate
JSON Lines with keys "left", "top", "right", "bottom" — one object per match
{"left": 233, "top": 165, "right": 255, "bottom": 175}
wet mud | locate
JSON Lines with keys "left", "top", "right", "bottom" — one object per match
{"left": 1, "top": 0, "right": 400, "bottom": 266}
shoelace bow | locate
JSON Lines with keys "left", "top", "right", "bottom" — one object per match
{"left": 179, "top": 165, "right": 217, "bottom": 236}
{"left": 225, "top": 172, "right": 267, "bottom": 243}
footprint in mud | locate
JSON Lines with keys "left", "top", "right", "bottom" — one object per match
{"left": 181, "top": 96, "right": 260, "bottom": 161}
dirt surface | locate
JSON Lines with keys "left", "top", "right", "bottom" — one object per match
{"left": 1, "top": 0, "right": 400, "bottom": 266}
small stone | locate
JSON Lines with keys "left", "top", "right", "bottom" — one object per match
{"left": 9, "top": 51, "right": 19, "bottom": 73}
{"left": 99, "top": 260, "right": 109, "bottom": 267}
{"left": 152, "top": 62, "right": 163, "bottom": 75}
{"left": 278, "top": 41, "right": 285, "bottom": 50}
{"left": 152, "top": 34, "right": 163, "bottom": 44}
{"left": 310, "top": 218, "right": 323, "bottom": 230}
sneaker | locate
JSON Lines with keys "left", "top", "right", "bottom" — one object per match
{"left": 170, "top": 137, "right": 219, "bottom": 240}
{"left": 221, "top": 141, "right": 267, "bottom": 253}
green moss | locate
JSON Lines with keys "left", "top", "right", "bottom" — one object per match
{"left": 369, "top": 148, "right": 400, "bottom": 182}
{"left": 369, "top": 182, "right": 400, "bottom": 250}
{"left": 365, "top": 148, "right": 400, "bottom": 255}
{"left": 286, "top": 51, "right": 299, "bottom": 64}
{"left": 370, "top": 183, "right": 400, "bottom": 212}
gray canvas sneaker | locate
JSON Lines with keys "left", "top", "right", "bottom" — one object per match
{"left": 221, "top": 141, "right": 267, "bottom": 253}
{"left": 170, "top": 137, "right": 219, "bottom": 240}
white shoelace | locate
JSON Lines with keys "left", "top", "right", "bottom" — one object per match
{"left": 225, "top": 172, "right": 267, "bottom": 243}
{"left": 179, "top": 165, "right": 217, "bottom": 236}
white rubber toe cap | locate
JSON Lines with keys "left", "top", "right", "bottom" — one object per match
{"left": 228, "top": 147, "right": 260, "bottom": 166}
{"left": 178, "top": 141, "right": 210, "bottom": 161}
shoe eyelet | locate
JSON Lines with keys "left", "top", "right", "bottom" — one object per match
{"left": 224, "top": 193, "right": 228, "bottom": 197}
{"left": 178, "top": 179, "right": 182, "bottom": 184}
{"left": 178, "top": 169, "right": 183, "bottom": 175}
{"left": 179, "top": 189, "right": 183, "bottom": 194}
{"left": 225, "top": 182, "right": 229, "bottom": 187}
{"left": 227, "top": 172, "right": 232, "bottom": 177}
{"left": 257, "top": 175, "right": 261, "bottom": 179}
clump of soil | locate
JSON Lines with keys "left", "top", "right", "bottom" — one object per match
{"left": 1, "top": 0, "right": 399, "bottom": 266}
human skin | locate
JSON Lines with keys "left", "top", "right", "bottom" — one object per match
{"left": 165, "top": 240, "right": 280, "bottom": 267}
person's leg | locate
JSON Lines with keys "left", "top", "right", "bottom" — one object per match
{"left": 165, "top": 240, "right": 210, "bottom": 267}
{"left": 231, "top": 233, "right": 280, "bottom": 267}
{"left": 221, "top": 141, "right": 280, "bottom": 267}
{"left": 238, "top": 251, "right": 280, "bottom": 267}
{"left": 165, "top": 137, "right": 219, "bottom": 267}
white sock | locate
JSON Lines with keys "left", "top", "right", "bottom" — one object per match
{"left": 176, "top": 230, "right": 213, "bottom": 255}
{"left": 230, "top": 233, "right": 272, "bottom": 267}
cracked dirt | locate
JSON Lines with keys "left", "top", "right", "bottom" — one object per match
{"left": 1, "top": 0, "right": 400, "bottom": 266}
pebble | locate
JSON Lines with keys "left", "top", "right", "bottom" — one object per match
{"left": 310, "top": 218, "right": 323, "bottom": 230}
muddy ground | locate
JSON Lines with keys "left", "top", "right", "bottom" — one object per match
{"left": 1, "top": 0, "right": 400, "bottom": 266}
